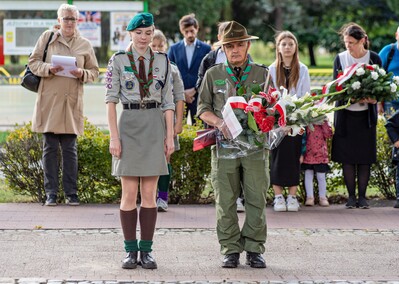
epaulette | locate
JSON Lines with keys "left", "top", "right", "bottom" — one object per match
{"left": 254, "top": 63, "right": 268, "bottom": 69}
{"left": 114, "top": 50, "right": 126, "bottom": 56}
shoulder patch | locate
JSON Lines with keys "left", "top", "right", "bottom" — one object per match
{"left": 254, "top": 63, "right": 268, "bottom": 69}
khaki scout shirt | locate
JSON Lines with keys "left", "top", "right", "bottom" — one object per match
{"left": 197, "top": 62, "right": 270, "bottom": 119}
{"left": 105, "top": 46, "right": 174, "bottom": 111}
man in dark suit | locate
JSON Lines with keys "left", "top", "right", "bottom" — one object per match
{"left": 168, "top": 13, "right": 211, "bottom": 123}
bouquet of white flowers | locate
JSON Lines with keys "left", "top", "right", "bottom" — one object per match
{"left": 323, "top": 63, "right": 399, "bottom": 103}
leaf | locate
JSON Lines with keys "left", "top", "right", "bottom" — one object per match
{"left": 247, "top": 111, "right": 259, "bottom": 132}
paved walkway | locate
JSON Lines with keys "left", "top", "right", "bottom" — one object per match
{"left": 0, "top": 202, "right": 398, "bottom": 283}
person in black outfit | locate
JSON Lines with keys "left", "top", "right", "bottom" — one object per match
{"left": 331, "top": 23, "right": 382, "bottom": 209}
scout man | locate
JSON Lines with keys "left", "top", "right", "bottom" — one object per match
{"left": 105, "top": 12, "right": 175, "bottom": 270}
{"left": 197, "top": 21, "right": 269, "bottom": 269}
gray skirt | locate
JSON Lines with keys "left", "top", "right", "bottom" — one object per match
{"left": 112, "top": 108, "right": 168, "bottom": 177}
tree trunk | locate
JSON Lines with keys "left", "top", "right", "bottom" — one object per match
{"left": 308, "top": 42, "right": 316, "bottom": 67}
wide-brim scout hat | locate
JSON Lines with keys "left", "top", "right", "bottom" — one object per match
{"left": 216, "top": 21, "right": 259, "bottom": 45}
{"left": 126, "top": 12, "right": 154, "bottom": 31}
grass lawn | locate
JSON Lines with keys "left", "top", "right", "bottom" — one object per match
{"left": 0, "top": 179, "right": 34, "bottom": 203}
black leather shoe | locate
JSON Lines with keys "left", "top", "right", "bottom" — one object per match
{"left": 139, "top": 251, "right": 157, "bottom": 269}
{"left": 222, "top": 253, "right": 240, "bottom": 268}
{"left": 45, "top": 194, "right": 57, "bottom": 206}
{"left": 122, "top": 251, "right": 138, "bottom": 269}
{"left": 246, "top": 252, "right": 266, "bottom": 268}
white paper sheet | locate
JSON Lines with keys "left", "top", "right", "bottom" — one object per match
{"left": 51, "top": 55, "right": 78, "bottom": 78}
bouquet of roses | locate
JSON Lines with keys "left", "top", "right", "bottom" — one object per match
{"left": 323, "top": 63, "right": 399, "bottom": 103}
{"left": 217, "top": 84, "right": 283, "bottom": 158}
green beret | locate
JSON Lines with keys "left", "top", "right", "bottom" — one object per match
{"left": 126, "top": 12, "right": 154, "bottom": 31}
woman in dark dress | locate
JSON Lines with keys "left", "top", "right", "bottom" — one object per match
{"left": 331, "top": 23, "right": 382, "bottom": 209}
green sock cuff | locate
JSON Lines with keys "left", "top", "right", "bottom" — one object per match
{"left": 124, "top": 239, "right": 139, "bottom": 252}
{"left": 139, "top": 240, "right": 153, "bottom": 252}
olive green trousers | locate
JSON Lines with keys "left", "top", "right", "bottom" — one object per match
{"left": 211, "top": 148, "right": 269, "bottom": 255}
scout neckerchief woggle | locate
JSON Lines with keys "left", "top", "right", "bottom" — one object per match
{"left": 127, "top": 48, "right": 154, "bottom": 99}
{"left": 225, "top": 59, "right": 251, "bottom": 90}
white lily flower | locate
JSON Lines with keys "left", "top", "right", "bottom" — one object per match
{"left": 393, "top": 76, "right": 399, "bottom": 85}
{"left": 378, "top": 69, "right": 386, "bottom": 76}
{"left": 371, "top": 71, "right": 379, "bottom": 80}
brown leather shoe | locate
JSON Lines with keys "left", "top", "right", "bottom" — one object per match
{"left": 122, "top": 251, "right": 138, "bottom": 269}
{"left": 222, "top": 253, "right": 240, "bottom": 268}
{"left": 246, "top": 252, "right": 266, "bottom": 268}
{"left": 139, "top": 251, "right": 157, "bottom": 269}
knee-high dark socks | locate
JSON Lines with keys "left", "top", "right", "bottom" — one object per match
{"left": 120, "top": 207, "right": 157, "bottom": 252}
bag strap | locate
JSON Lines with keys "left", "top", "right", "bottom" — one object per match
{"left": 384, "top": 43, "right": 395, "bottom": 71}
{"left": 42, "top": 32, "right": 54, "bottom": 62}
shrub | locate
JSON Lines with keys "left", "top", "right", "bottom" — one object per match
{"left": 0, "top": 120, "right": 121, "bottom": 203}
{"left": 169, "top": 123, "right": 212, "bottom": 204}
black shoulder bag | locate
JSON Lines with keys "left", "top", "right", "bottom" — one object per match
{"left": 21, "top": 32, "right": 54, "bottom": 93}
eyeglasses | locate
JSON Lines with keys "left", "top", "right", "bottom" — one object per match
{"left": 62, "top": 17, "right": 77, "bottom": 23}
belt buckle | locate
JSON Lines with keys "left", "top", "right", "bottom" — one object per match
{"left": 140, "top": 101, "right": 147, "bottom": 109}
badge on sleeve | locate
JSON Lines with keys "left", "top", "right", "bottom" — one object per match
{"left": 126, "top": 81, "right": 134, "bottom": 89}
{"left": 155, "top": 82, "right": 161, "bottom": 90}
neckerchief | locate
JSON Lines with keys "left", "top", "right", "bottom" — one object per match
{"left": 225, "top": 59, "right": 251, "bottom": 89}
{"left": 126, "top": 48, "right": 154, "bottom": 98}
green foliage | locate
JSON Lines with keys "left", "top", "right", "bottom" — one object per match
{"left": 169, "top": 123, "right": 212, "bottom": 204}
{"left": 0, "top": 120, "right": 121, "bottom": 203}
{"left": 0, "top": 131, "right": 10, "bottom": 145}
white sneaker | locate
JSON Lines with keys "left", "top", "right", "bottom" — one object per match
{"left": 156, "top": 198, "right": 168, "bottom": 212}
{"left": 273, "top": 196, "right": 287, "bottom": 212}
{"left": 287, "top": 195, "right": 300, "bottom": 212}
{"left": 236, "top": 197, "right": 245, "bottom": 212}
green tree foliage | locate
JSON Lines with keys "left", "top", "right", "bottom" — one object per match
{"left": 149, "top": 0, "right": 231, "bottom": 42}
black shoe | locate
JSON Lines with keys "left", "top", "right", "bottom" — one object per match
{"left": 357, "top": 197, "right": 369, "bottom": 209}
{"left": 222, "top": 253, "right": 240, "bottom": 268}
{"left": 394, "top": 200, "right": 399, "bottom": 209}
{"left": 139, "top": 251, "right": 157, "bottom": 269}
{"left": 66, "top": 194, "right": 80, "bottom": 206}
{"left": 345, "top": 196, "right": 357, "bottom": 209}
{"left": 45, "top": 194, "right": 57, "bottom": 206}
{"left": 122, "top": 251, "right": 138, "bottom": 269}
{"left": 246, "top": 252, "right": 266, "bottom": 268}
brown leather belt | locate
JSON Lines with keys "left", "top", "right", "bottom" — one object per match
{"left": 123, "top": 102, "right": 160, "bottom": 110}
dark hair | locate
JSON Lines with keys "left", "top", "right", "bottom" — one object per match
{"left": 339, "top": 22, "right": 369, "bottom": 49}
{"left": 179, "top": 13, "right": 198, "bottom": 29}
